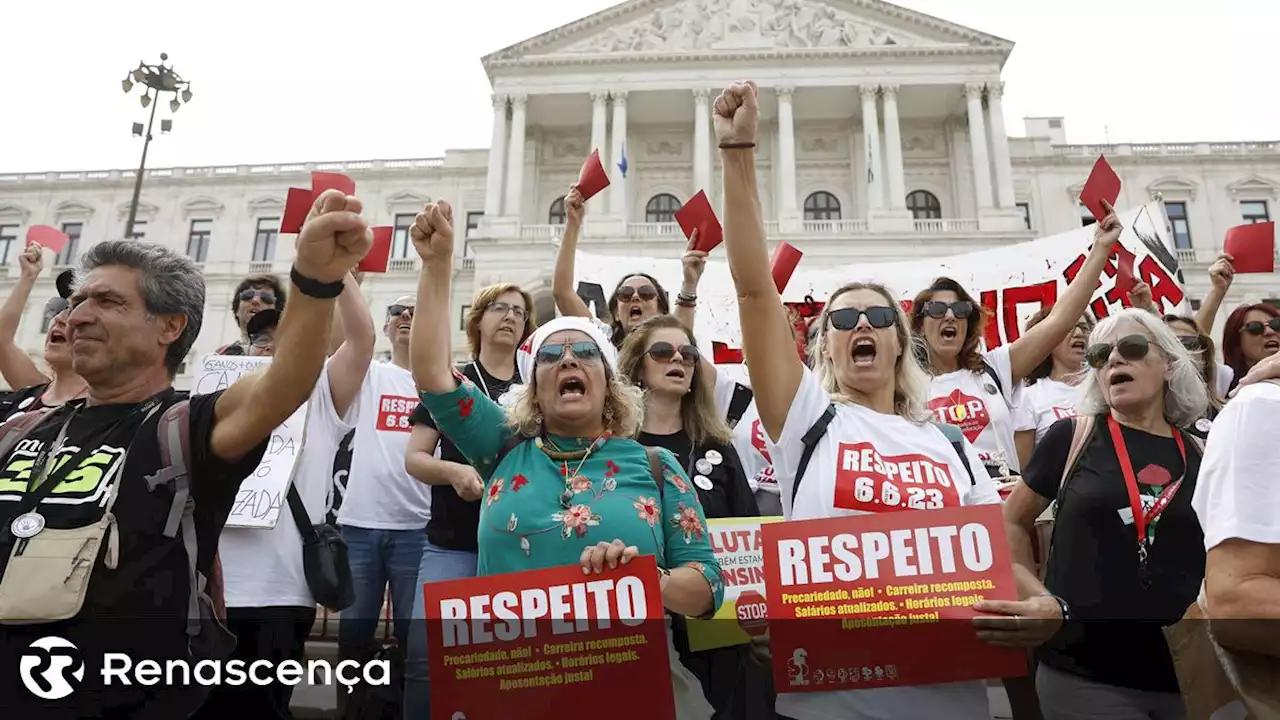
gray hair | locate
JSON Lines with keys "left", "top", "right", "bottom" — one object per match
{"left": 80, "top": 240, "right": 205, "bottom": 376}
{"left": 1076, "top": 308, "right": 1208, "bottom": 428}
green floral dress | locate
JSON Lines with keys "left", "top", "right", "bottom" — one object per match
{"left": 417, "top": 371, "right": 725, "bottom": 616}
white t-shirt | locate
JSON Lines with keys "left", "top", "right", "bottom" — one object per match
{"left": 1214, "top": 363, "right": 1234, "bottom": 399}
{"left": 337, "top": 361, "right": 433, "bottom": 530}
{"left": 1192, "top": 380, "right": 1280, "bottom": 552}
{"left": 767, "top": 365, "right": 1000, "bottom": 720}
{"left": 221, "top": 362, "right": 354, "bottom": 608}
{"left": 927, "top": 345, "right": 1021, "bottom": 473}
{"left": 1019, "top": 378, "right": 1085, "bottom": 445}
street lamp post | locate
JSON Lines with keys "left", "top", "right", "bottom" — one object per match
{"left": 121, "top": 53, "right": 193, "bottom": 239}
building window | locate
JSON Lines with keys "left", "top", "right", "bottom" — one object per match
{"left": 392, "top": 213, "right": 415, "bottom": 260}
{"left": 803, "top": 192, "right": 841, "bottom": 221}
{"left": 252, "top": 218, "right": 278, "bottom": 263}
{"left": 459, "top": 304, "right": 471, "bottom": 331}
{"left": 645, "top": 194, "right": 681, "bottom": 223}
{"left": 1079, "top": 203, "right": 1096, "bottom": 228}
{"left": 55, "top": 223, "right": 82, "bottom": 266}
{"left": 1241, "top": 200, "right": 1270, "bottom": 224}
{"left": 1015, "top": 202, "right": 1032, "bottom": 230}
{"left": 905, "top": 191, "right": 941, "bottom": 220}
{"left": 0, "top": 225, "right": 16, "bottom": 266}
{"left": 186, "top": 219, "right": 212, "bottom": 262}
{"left": 548, "top": 198, "right": 566, "bottom": 225}
{"left": 129, "top": 220, "right": 147, "bottom": 240}
{"left": 464, "top": 212, "right": 483, "bottom": 258}
{"left": 1166, "top": 201, "right": 1192, "bottom": 249}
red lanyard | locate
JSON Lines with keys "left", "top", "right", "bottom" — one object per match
{"left": 1106, "top": 415, "right": 1186, "bottom": 561}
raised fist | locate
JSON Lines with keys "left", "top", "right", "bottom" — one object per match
{"left": 18, "top": 243, "right": 43, "bottom": 280}
{"left": 713, "top": 81, "right": 759, "bottom": 147}
{"left": 410, "top": 201, "right": 454, "bottom": 263}
{"left": 1207, "top": 253, "right": 1235, "bottom": 292}
{"left": 294, "top": 189, "right": 373, "bottom": 284}
{"left": 565, "top": 188, "right": 585, "bottom": 226}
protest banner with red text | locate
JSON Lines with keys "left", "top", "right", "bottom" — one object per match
{"left": 423, "top": 556, "right": 675, "bottom": 720}
{"left": 761, "top": 504, "right": 1025, "bottom": 693}
{"left": 686, "top": 516, "right": 783, "bottom": 651}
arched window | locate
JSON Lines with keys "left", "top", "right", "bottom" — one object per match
{"left": 906, "top": 190, "right": 941, "bottom": 220}
{"left": 803, "top": 191, "right": 841, "bottom": 221}
{"left": 548, "top": 197, "right": 566, "bottom": 225}
{"left": 645, "top": 193, "right": 681, "bottom": 223}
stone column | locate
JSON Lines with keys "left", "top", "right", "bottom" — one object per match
{"left": 861, "top": 85, "right": 883, "bottom": 211}
{"left": 589, "top": 91, "right": 609, "bottom": 159}
{"left": 484, "top": 94, "right": 508, "bottom": 217}
{"left": 609, "top": 91, "right": 628, "bottom": 220}
{"left": 881, "top": 85, "right": 907, "bottom": 210}
{"left": 986, "top": 82, "right": 1016, "bottom": 208}
{"left": 777, "top": 86, "right": 797, "bottom": 217}
{"left": 503, "top": 93, "right": 528, "bottom": 219}
{"left": 693, "top": 89, "right": 711, "bottom": 195}
{"left": 965, "top": 83, "right": 994, "bottom": 210}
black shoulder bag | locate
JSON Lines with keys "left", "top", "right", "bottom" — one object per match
{"left": 287, "top": 484, "right": 355, "bottom": 611}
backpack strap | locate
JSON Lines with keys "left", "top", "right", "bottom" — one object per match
{"left": 493, "top": 434, "right": 527, "bottom": 471}
{"left": 931, "top": 422, "right": 976, "bottom": 487}
{"left": 144, "top": 399, "right": 205, "bottom": 640}
{"left": 643, "top": 446, "right": 665, "bottom": 504}
{"left": 1059, "top": 414, "right": 1097, "bottom": 495}
{"left": 0, "top": 407, "right": 56, "bottom": 461}
{"left": 725, "top": 383, "right": 754, "bottom": 430}
{"left": 790, "top": 404, "right": 837, "bottom": 506}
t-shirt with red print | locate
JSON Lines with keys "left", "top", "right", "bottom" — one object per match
{"left": 765, "top": 364, "right": 1001, "bottom": 720}
{"left": 928, "top": 344, "right": 1022, "bottom": 474}
{"left": 1019, "top": 378, "right": 1085, "bottom": 446}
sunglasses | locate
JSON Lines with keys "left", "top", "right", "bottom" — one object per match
{"left": 646, "top": 341, "right": 700, "bottom": 366}
{"left": 388, "top": 304, "right": 415, "bottom": 318}
{"left": 486, "top": 301, "right": 527, "bottom": 320}
{"left": 828, "top": 306, "right": 897, "bottom": 331}
{"left": 1085, "top": 334, "right": 1152, "bottom": 369}
{"left": 239, "top": 289, "right": 276, "bottom": 306}
{"left": 1242, "top": 317, "right": 1280, "bottom": 336}
{"left": 1178, "top": 335, "right": 1207, "bottom": 353}
{"left": 536, "top": 341, "right": 603, "bottom": 365}
{"left": 921, "top": 301, "right": 975, "bottom": 319}
{"left": 615, "top": 285, "right": 658, "bottom": 303}
{"left": 249, "top": 334, "right": 274, "bottom": 348}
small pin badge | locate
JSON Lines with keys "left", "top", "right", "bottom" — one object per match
{"left": 694, "top": 475, "right": 713, "bottom": 491}
{"left": 1195, "top": 418, "right": 1212, "bottom": 433}
{"left": 983, "top": 383, "right": 998, "bottom": 395}
{"left": 10, "top": 511, "right": 45, "bottom": 539}
{"left": 695, "top": 459, "right": 713, "bottom": 475}
{"left": 705, "top": 450, "right": 723, "bottom": 465}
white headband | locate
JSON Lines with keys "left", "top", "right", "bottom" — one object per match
{"left": 502, "top": 317, "right": 619, "bottom": 409}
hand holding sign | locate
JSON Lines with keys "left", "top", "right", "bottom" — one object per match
{"left": 25, "top": 225, "right": 69, "bottom": 254}
{"left": 580, "top": 539, "right": 640, "bottom": 575}
{"left": 1207, "top": 253, "right": 1235, "bottom": 291}
{"left": 681, "top": 239, "right": 709, "bottom": 290}
{"left": 1223, "top": 221, "right": 1276, "bottom": 273}
{"left": 576, "top": 151, "right": 610, "bottom": 201}
{"left": 18, "top": 242, "right": 44, "bottom": 280}
{"left": 357, "top": 226, "right": 393, "bottom": 273}
{"left": 1080, "top": 155, "right": 1121, "bottom": 222}
{"left": 972, "top": 596, "right": 1065, "bottom": 648}
{"left": 565, "top": 187, "right": 585, "bottom": 226}
{"left": 674, "top": 190, "right": 723, "bottom": 253}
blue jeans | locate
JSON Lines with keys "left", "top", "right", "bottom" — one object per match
{"left": 402, "top": 542, "right": 479, "bottom": 720}
{"left": 337, "top": 526, "right": 427, "bottom": 661}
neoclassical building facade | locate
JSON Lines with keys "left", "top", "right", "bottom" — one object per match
{"left": 1, "top": 0, "right": 1277, "bottom": 389}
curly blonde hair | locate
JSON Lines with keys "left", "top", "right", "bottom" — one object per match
{"left": 618, "top": 315, "right": 732, "bottom": 447}
{"left": 501, "top": 359, "right": 646, "bottom": 439}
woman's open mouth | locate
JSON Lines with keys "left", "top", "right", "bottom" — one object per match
{"left": 558, "top": 377, "right": 586, "bottom": 397}
{"left": 665, "top": 367, "right": 687, "bottom": 381}
{"left": 852, "top": 338, "right": 877, "bottom": 366}
{"left": 940, "top": 326, "right": 959, "bottom": 341}
{"left": 1109, "top": 371, "right": 1134, "bottom": 387}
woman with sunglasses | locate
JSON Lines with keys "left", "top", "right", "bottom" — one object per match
{"left": 1162, "top": 315, "right": 1226, "bottom": 437}
{"left": 1221, "top": 303, "right": 1280, "bottom": 394}
{"left": 712, "top": 81, "right": 1062, "bottom": 720}
{"left": 410, "top": 201, "right": 723, "bottom": 719}
{"left": 0, "top": 243, "right": 87, "bottom": 420}
{"left": 912, "top": 207, "right": 1120, "bottom": 480}
{"left": 1017, "top": 309, "right": 1095, "bottom": 447}
{"left": 1003, "top": 308, "right": 1209, "bottom": 720}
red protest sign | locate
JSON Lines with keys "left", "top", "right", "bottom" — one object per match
{"left": 281, "top": 187, "right": 313, "bottom": 234}
{"left": 359, "top": 226, "right": 394, "bottom": 273}
{"left": 771, "top": 242, "right": 803, "bottom": 293}
{"left": 762, "top": 504, "right": 1025, "bottom": 693}
{"left": 674, "top": 190, "right": 723, "bottom": 253}
{"left": 311, "top": 170, "right": 356, "bottom": 201}
{"left": 424, "top": 555, "right": 676, "bottom": 720}
{"left": 26, "top": 225, "right": 69, "bottom": 253}
{"left": 1080, "top": 155, "right": 1121, "bottom": 222}
{"left": 1223, "top": 221, "right": 1276, "bottom": 274}
{"left": 576, "top": 149, "right": 611, "bottom": 201}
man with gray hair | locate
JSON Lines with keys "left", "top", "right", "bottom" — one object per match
{"left": 0, "top": 190, "right": 372, "bottom": 719}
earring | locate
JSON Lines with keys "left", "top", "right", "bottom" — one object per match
{"left": 532, "top": 403, "right": 544, "bottom": 426}
{"left": 603, "top": 404, "right": 615, "bottom": 424}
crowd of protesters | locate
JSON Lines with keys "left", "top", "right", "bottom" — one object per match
{"left": 0, "top": 80, "right": 1276, "bottom": 720}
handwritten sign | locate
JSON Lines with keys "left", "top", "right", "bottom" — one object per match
{"left": 686, "top": 516, "right": 782, "bottom": 651}
{"left": 424, "top": 556, "right": 675, "bottom": 720}
{"left": 192, "top": 354, "right": 306, "bottom": 529}
{"left": 761, "top": 504, "right": 1025, "bottom": 692}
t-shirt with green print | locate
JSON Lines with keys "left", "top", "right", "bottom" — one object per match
{"left": 417, "top": 371, "right": 725, "bottom": 616}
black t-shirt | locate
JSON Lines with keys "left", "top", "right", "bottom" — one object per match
{"left": 636, "top": 429, "right": 758, "bottom": 520}
{"left": 0, "top": 383, "right": 51, "bottom": 423}
{"left": 0, "top": 388, "right": 268, "bottom": 718}
{"left": 1026, "top": 415, "right": 1205, "bottom": 693}
{"left": 410, "top": 361, "right": 516, "bottom": 552}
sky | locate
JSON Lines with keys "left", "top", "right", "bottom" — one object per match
{"left": 1, "top": 0, "right": 1272, "bottom": 174}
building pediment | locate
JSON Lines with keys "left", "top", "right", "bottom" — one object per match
{"left": 385, "top": 190, "right": 431, "bottom": 213}
{"left": 247, "top": 195, "right": 285, "bottom": 211}
{"left": 1225, "top": 174, "right": 1280, "bottom": 199}
{"left": 54, "top": 200, "right": 95, "bottom": 218}
{"left": 182, "top": 195, "right": 225, "bottom": 219}
{"left": 1146, "top": 176, "right": 1198, "bottom": 201}
{"left": 115, "top": 199, "right": 160, "bottom": 220}
{"left": 0, "top": 204, "right": 31, "bottom": 224}
{"left": 483, "top": 0, "right": 1011, "bottom": 67}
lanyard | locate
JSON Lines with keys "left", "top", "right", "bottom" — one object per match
{"left": 1106, "top": 415, "right": 1186, "bottom": 570}
{"left": 470, "top": 363, "right": 490, "bottom": 399}
{"left": 25, "top": 407, "right": 80, "bottom": 493}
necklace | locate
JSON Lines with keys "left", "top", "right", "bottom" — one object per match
{"left": 537, "top": 433, "right": 611, "bottom": 509}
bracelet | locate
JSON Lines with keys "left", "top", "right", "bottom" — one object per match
{"left": 719, "top": 141, "right": 756, "bottom": 149}
{"left": 1038, "top": 592, "right": 1071, "bottom": 622}
{"left": 290, "top": 265, "right": 345, "bottom": 299}
{"left": 676, "top": 292, "right": 697, "bottom": 307}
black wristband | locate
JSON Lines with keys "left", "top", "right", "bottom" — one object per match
{"left": 719, "top": 142, "right": 756, "bottom": 149}
{"left": 290, "top": 265, "right": 345, "bottom": 299}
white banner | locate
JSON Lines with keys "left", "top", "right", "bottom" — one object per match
{"left": 571, "top": 201, "right": 1191, "bottom": 367}
{"left": 192, "top": 354, "right": 307, "bottom": 529}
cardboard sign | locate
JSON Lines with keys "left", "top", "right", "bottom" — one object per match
{"left": 1223, "top": 221, "right": 1276, "bottom": 274}
{"left": 576, "top": 149, "right": 611, "bottom": 201}
{"left": 687, "top": 516, "right": 783, "bottom": 651}
{"left": 761, "top": 504, "right": 1025, "bottom": 693}
{"left": 771, "top": 242, "right": 803, "bottom": 293}
{"left": 1080, "top": 155, "right": 1121, "bottom": 222}
{"left": 424, "top": 556, "right": 675, "bottom": 720}
{"left": 359, "top": 226, "right": 394, "bottom": 273}
{"left": 674, "top": 190, "right": 723, "bottom": 253}
{"left": 26, "top": 225, "right": 69, "bottom": 253}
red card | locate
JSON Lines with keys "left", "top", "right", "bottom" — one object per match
{"left": 1080, "top": 155, "right": 1121, "bottom": 221}
{"left": 311, "top": 171, "right": 355, "bottom": 201}
{"left": 761, "top": 504, "right": 1025, "bottom": 693}
{"left": 771, "top": 242, "right": 803, "bottom": 293}
{"left": 423, "top": 556, "right": 675, "bottom": 720}
{"left": 576, "top": 149, "right": 611, "bottom": 201}
{"left": 281, "top": 187, "right": 313, "bottom": 234}
{"left": 26, "top": 225, "right": 69, "bottom": 253}
{"left": 1223, "top": 221, "right": 1276, "bottom": 274}
{"left": 358, "top": 226, "right": 394, "bottom": 273}
{"left": 673, "top": 190, "right": 723, "bottom": 253}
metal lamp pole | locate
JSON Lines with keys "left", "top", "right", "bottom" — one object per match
{"left": 121, "top": 53, "right": 193, "bottom": 239}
